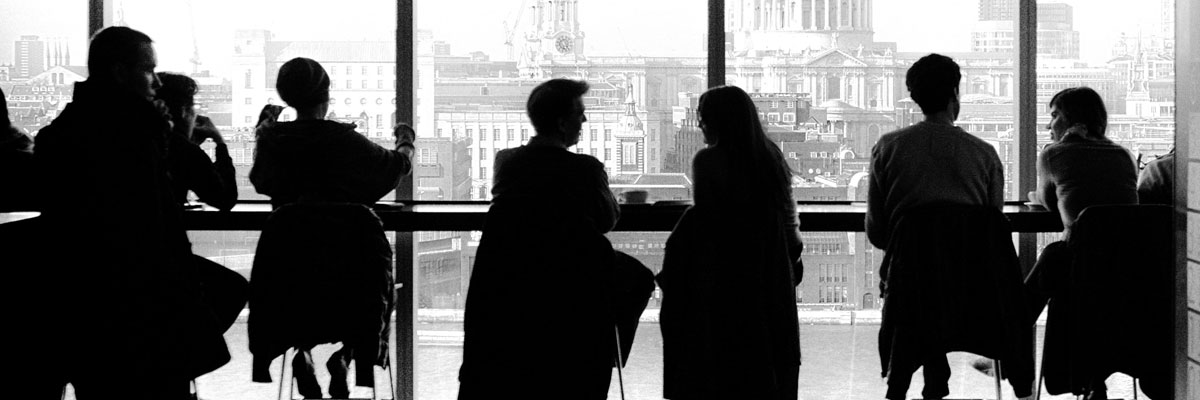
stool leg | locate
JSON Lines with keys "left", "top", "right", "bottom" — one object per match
{"left": 278, "top": 349, "right": 290, "bottom": 400}
{"left": 993, "top": 359, "right": 1003, "bottom": 400}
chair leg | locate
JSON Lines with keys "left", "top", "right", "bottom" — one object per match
{"left": 1132, "top": 377, "right": 1138, "bottom": 400}
{"left": 1035, "top": 366, "right": 1044, "bottom": 400}
{"left": 993, "top": 359, "right": 1004, "bottom": 400}
{"left": 613, "top": 325, "right": 626, "bottom": 400}
{"left": 278, "top": 349, "right": 291, "bottom": 400}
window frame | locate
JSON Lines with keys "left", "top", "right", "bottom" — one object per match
{"left": 84, "top": 1, "right": 1046, "bottom": 399}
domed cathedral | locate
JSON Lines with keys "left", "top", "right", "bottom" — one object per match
{"left": 725, "top": 0, "right": 899, "bottom": 156}
{"left": 726, "top": 0, "right": 877, "bottom": 54}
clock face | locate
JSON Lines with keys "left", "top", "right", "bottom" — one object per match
{"left": 555, "top": 36, "right": 573, "bottom": 54}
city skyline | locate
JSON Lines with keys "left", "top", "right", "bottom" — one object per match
{"left": 0, "top": 0, "right": 1169, "bottom": 75}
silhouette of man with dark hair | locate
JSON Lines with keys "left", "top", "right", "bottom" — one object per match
{"left": 32, "top": 26, "right": 230, "bottom": 400}
{"left": 866, "top": 53, "right": 1010, "bottom": 400}
{"left": 458, "top": 79, "right": 654, "bottom": 400}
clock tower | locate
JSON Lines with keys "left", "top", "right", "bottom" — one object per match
{"left": 519, "top": 0, "right": 586, "bottom": 76}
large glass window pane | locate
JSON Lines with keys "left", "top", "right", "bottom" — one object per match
{"left": 0, "top": 0, "right": 87, "bottom": 135}
{"left": 1031, "top": 1, "right": 1173, "bottom": 397}
{"left": 722, "top": 0, "right": 1021, "bottom": 398}
{"left": 416, "top": 2, "right": 703, "bottom": 398}
{"left": 418, "top": 0, "right": 705, "bottom": 202}
{"left": 102, "top": 1, "right": 396, "bottom": 399}
{"left": 118, "top": 0, "right": 398, "bottom": 203}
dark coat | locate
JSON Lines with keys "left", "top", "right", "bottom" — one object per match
{"left": 34, "top": 80, "right": 229, "bottom": 381}
{"left": 658, "top": 205, "right": 802, "bottom": 400}
{"left": 250, "top": 120, "right": 410, "bottom": 208}
{"left": 0, "top": 125, "right": 35, "bottom": 211}
{"left": 1040, "top": 205, "right": 1173, "bottom": 398}
{"left": 877, "top": 205, "right": 1034, "bottom": 398}
{"left": 167, "top": 132, "right": 237, "bottom": 211}
{"left": 249, "top": 202, "right": 394, "bottom": 388}
{"left": 458, "top": 198, "right": 618, "bottom": 400}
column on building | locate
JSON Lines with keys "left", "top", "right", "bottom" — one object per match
{"left": 823, "top": 0, "right": 831, "bottom": 29}
{"left": 847, "top": 0, "right": 855, "bottom": 30}
{"left": 868, "top": 0, "right": 878, "bottom": 30}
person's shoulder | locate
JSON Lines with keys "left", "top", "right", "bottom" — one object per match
{"left": 876, "top": 124, "right": 922, "bottom": 147}
{"left": 567, "top": 148, "right": 605, "bottom": 169}
{"left": 691, "top": 146, "right": 726, "bottom": 168}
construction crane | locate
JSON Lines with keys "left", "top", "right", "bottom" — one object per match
{"left": 186, "top": 0, "right": 201, "bottom": 74}
{"left": 502, "top": 0, "right": 530, "bottom": 61}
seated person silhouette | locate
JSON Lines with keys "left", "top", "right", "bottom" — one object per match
{"left": 156, "top": 72, "right": 238, "bottom": 211}
{"left": 249, "top": 57, "right": 414, "bottom": 399}
{"left": 866, "top": 54, "right": 1032, "bottom": 400}
{"left": 658, "top": 85, "right": 803, "bottom": 400}
{"left": 154, "top": 71, "right": 248, "bottom": 346}
{"left": 0, "top": 86, "right": 36, "bottom": 211}
{"left": 1137, "top": 147, "right": 1173, "bottom": 206}
{"left": 457, "top": 79, "right": 654, "bottom": 400}
{"left": 1024, "top": 87, "right": 1138, "bottom": 400}
{"left": 33, "top": 26, "right": 231, "bottom": 400}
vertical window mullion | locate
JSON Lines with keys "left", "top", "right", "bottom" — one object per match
{"left": 708, "top": 0, "right": 725, "bottom": 88}
{"left": 395, "top": 1, "right": 415, "bottom": 400}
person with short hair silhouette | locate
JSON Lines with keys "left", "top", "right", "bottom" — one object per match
{"left": 658, "top": 85, "right": 803, "bottom": 400}
{"left": 33, "top": 26, "right": 230, "bottom": 399}
{"left": 1022, "top": 87, "right": 1138, "bottom": 400}
{"left": 458, "top": 78, "right": 654, "bottom": 400}
{"left": 156, "top": 72, "right": 238, "bottom": 211}
{"left": 154, "top": 71, "right": 248, "bottom": 347}
{"left": 0, "top": 86, "right": 35, "bottom": 210}
{"left": 866, "top": 53, "right": 1010, "bottom": 400}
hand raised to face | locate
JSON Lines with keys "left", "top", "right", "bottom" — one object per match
{"left": 152, "top": 99, "right": 174, "bottom": 132}
{"left": 191, "top": 115, "right": 225, "bottom": 145}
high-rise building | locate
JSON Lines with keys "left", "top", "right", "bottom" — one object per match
{"left": 13, "top": 35, "right": 46, "bottom": 80}
{"left": 971, "top": 2, "right": 1079, "bottom": 59}
{"left": 978, "top": 0, "right": 1016, "bottom": 21}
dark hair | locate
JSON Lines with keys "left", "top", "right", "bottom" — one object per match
{"left": 276, "top": 57, "right": 330, "bottom": 109}
{"left": 87, "top": 26, "right": 153, "bottom": 80}
{"left": 1049, "top": 87, "right": 1108, "bottom": 137}
{"left": 155, "top": 72, "right": 197, "bottom": 122}
{"left": 906, "top": 53, "right": 961, "bottom": 115}
{"left": 526, "top": 79, "right": 589, "bottom": 135}
{"left": 697, "top": 85, "right": 794, "bottom": 209}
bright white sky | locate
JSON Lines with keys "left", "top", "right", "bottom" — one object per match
{"left": 0, "top": 0, "right": 1169, "bottom": 78}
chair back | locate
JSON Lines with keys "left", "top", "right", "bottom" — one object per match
{"left": 1042, "top": 204, "right": 1173, "bottom": 396}
{"left": 249, "top": 202, "right": 395, "bottom": 363}
{"left": 878, "top": 205, "right": 1035, "bottom": 396}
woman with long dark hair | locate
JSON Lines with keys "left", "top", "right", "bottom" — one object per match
{"left": 659, "top": 85, "right": 803, "bottom": 400}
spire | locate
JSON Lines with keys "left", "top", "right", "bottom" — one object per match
{"left": 624, "top": 82, "right": 636, "bottom": 115}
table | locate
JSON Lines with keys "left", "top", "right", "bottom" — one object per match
{"left": 180, "top": 202, "right": 1063, "bottom": 233}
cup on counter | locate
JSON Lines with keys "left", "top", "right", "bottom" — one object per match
{"left": 620, "top": 190, "right": 649, "bottom": 204}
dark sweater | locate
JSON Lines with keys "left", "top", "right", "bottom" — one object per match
{"left": 866, "top": 121, "right": 1005, "bottom": 249}
{"left": 492, "top": 141, "right": 619, "bottom": 232}
{"left": 1037, "top": 133, "right": 1138, "bottom": 236}
{"left": 250, "top": 120, "right": 411, "bottom": 208}
{"left": 168, "top": 132, "right": 237, "bottom": 211}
